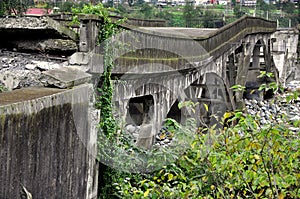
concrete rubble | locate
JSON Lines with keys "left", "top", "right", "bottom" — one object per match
{"left": 0, "top": 51, "right": 64, "bottom": 90}
{"left": 0, "top": 50, "right": 93, "bottom": 90}
{"left": 0, "top": 17, "right": 50, "bottom": 29}
{"left": 245, "top": 81, "right": 300, "bottom": 133}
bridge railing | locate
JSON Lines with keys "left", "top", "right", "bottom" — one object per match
{"left": 200, "top": 15, "right": 277, "bottom": 57}
{"left": 125, "top": 15, "right": 277, "bottom": 56}
{"left": 112, "top": 16, "right": 276, "bottom": 73}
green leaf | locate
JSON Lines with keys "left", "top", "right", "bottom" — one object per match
{"left": 167, "top": 173, "right": 174, "bottom": 181}
{"left": 203, "top": 103, "right": 209, "bottom": 112}
{"left": 144, "top": 188, "right": 151, "bottom": 197}
{"left": 231, "top": 85, "right": 246, "bottom": 92}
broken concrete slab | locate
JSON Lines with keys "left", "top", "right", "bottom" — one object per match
{"left": 68, "top": 52, "right": 104, "bottom": 73}
{"left": 41, "top": 67, "right": 92, "bottom": 88}
{"left": 32, "top": 60, "right": 61, "bottom": 70}
{"left": 16, "top": 39, "right": 77, "bottom": 53}
{"left": 68, "top": 52, "right": 90, "bottom": 65}
{"left": 46, "top": 17, "right": 78, "bottom": 41}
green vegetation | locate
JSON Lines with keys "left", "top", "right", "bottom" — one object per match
{"left": 107, "top": 1, "right": 299, "bottom": 28}
{"left": 105, "top": 89, "right": 300, "bottom": 198}
{"left": 0, "top": 84, "right": 7, "bottom": 93}
{"left": 0, "top": 0, "right": 33, "bottom": 16}
{"left": 72, "top": 3, "right": 124, "bottom": 139}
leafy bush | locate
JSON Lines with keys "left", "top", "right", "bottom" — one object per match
{"left": 0, "top": 84, "right": 7, "bottom": 93}
{"left": 110, "top": 98, "right": 300, "bottom": 198}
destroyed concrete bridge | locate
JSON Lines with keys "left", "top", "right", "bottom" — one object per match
{"left": 0, "top": 15, "right": 298, "bottom": 198}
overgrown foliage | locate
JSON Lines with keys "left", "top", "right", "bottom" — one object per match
{"left": 110, "top": 94, "right": 300, "bottom": 198}
{"left": 0, "top": 0, "right": 33, "bottom": 16}
{"left": 0, "top": 84, "right": 7, "bottom": 93}
{"left": 72, "top": 3, "right": 123, "bottom": 138}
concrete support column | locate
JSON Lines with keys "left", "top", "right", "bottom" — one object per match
{"left": 227, "top": 54, "right": 236, "bottom": 87}
{"left": 264, "top": 39, "right": 272, "bottom": 73}
{"left": 264, "top": 39, "right": 279, "bottom": 83}
{"left": 235, "top": 44, "right": 252, "bottom": 109}
{"left": 118, "top": 99, "right": 130, "bottom": 124}
{"left": 252, "top": 45, "right": 260, "bottom": 69}
{"left": 79, "top": 19, "right": 99, "bottom": 52}
{"left": 136, "top": 90, "right": 176, "bottom": 149}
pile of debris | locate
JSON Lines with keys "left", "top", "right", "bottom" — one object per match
{"left": 0, "top": 51, "right": 64, "bottom": 90}
{"left": 245, "top": 81, "right": 300, "bottom": 133}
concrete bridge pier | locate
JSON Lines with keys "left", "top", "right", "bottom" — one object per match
{"left": 227, "top": 53, "right": 237, "bottom": 87}
{"left": 134, "top": 90, "right": 178, "bottom": 149}
{"left": 79, "top": 16, "right": 100, "bottom": 53}
{"left": 233, "top": 34, "right": 275, "bottom": 107}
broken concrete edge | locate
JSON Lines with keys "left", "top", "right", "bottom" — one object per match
{"left": 68, "top": 52, "right": 104, "bottom": 74}
{"left": 41, "top": 67, "right": 92, "bottom": 89}
{"left": 78, "top": 14, "right": 102, "bottom": 22}
{"left": 0, "top": 83, "right": 91, "bottom": 113}
{"left": 46, "top": 17, "right": 78, "bottom": 41}
{"left": 16, "top": 39, "right": 77, "bottom": 53}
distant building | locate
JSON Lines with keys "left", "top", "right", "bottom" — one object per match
{"left": 241, "top": 0, "right": 256, "bottom": 6}
{"left": 218, "top": 0, "right": 229, "bottom": 5}
{"left": 25, "top": 8, "right": 52, "bottom": 16}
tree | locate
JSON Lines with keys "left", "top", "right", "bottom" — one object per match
{"left": 60, "top": 1, "right": 75, "bottom": 12}
{"left": 183, "top": 0, "right": 196, "bottom": 27}
{"left": 140, "top": 3, "right": 153, "bottom": 19}
{"left": 0, "top": 0, "right": 31, "bottom": 16}
{"left": 281, "top": 1, "right": 296, "bottom": 14}
{"left": 257, "top": 0, "right": 273, "bottom": 12}
{"left": 0, "top": 2, "right": 5, "bottom": 16}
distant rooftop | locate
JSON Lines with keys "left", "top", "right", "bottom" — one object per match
{"left": 25, "top": 8, "right": 52, "bottom": 16}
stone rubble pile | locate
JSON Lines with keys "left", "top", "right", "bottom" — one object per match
{"left": 153, "top": 127, "right": 174, "bottom": 147}
{"left": 0, "top": 17, "right": 49, "bottom": 29}
{"left": 0, "top": 51, "right": 65, "bottom": 90}
{"left": 125, "top": 124, "right": 140, "bottom": 141}
{"left": 245, "top": 81, "right": 300, "bottom": 133}
{"left": 124, "top": 124, "right": 174, "bottom": 147}
{"left": 286, "top": 80, "right": 300, "bottom": 91}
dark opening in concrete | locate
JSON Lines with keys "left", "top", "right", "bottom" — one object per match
{"left": 166, "top": 100, "right": 181, "bottom": 123}
{"left": 127, "top": 95, "right": 154, "bottom": 126}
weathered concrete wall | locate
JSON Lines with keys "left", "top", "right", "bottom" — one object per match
{"left": 0, "top": 84, "right": 98, "bottom": 199}
{"left": 272, "top": 28, "right": 299, "bottom": 85}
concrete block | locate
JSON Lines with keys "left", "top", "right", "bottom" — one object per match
{"left": 41, "top": 67, "right": 92, "bottom": 88}
{"left": 69, "top": 52, "right": 89, "bottom": 65}
{"left": 136, "top": 124, "right": 154, "bottom": 149}
{"left": 89, "top": 53, "right": 104, "bottom": 74}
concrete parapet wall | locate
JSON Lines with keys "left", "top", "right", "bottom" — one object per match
{"left": 0, "top": 84, "right": 98, "bottom": 199}
{"left": 111, "top": 16, "right": 276, "bottom": 74}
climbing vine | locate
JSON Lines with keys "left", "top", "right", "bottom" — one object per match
{"left": 72, "top": 3, "right": 124, "bottom": 138}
